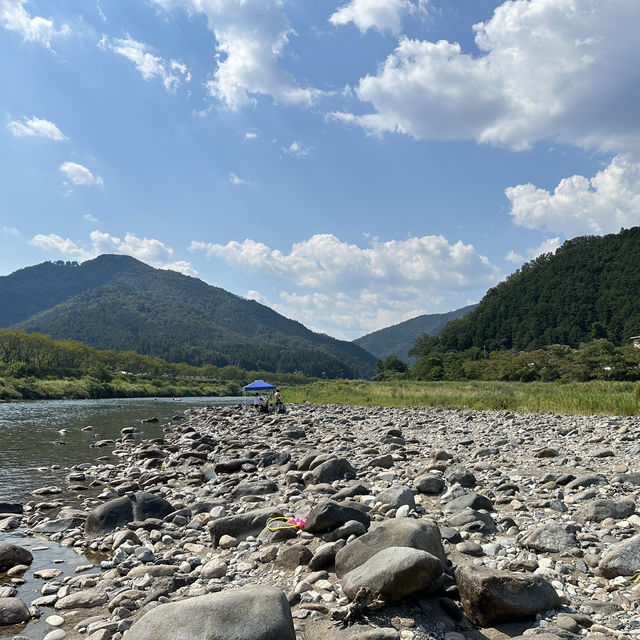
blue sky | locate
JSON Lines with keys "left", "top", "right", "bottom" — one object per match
{"left": 1, "top": 0, "right": 639, "bottom": 340}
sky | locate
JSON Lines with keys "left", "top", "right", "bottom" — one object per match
{"left": 1, "top": 0, "right": 639, "bottom": 341}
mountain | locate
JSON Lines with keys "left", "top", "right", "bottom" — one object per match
{"left": 353, "top": 305, "right": 477, "bottom": 363}
{"left": 413, "top": 227, "right": 640, "bottom": 355}
{"left": 0, "top": 255, "right": 376, "bottom": 378}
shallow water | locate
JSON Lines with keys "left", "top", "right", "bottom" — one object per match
{"left": 0, "top": 396, "right": 246, "bottom": 503}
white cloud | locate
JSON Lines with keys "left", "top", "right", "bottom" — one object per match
{"left": 334, "top": 0, "right": 640, "bottom": 153}
{"left": 99, "top": 35, "right": 191, "bottom": 93}
{"left": 190, "top": 233, "right": 501, "bottom": 338}
{"left": 506, "top": 155, "right": 640, "bottom": 237}
{"left": 527, "top": 237, "right": 561, "bottom": 259}
{"left": 60, "top": 161, "right": 103, "bottom": 188}
{"left": 0, "top": 0, "right": 70, "bottom": 48}
{"left": 30, "top": 230, "right": 197, "bottom": 276}
{"left": 83, "top": 213, "right": 98, "bottom": 223}
{"left": 228, "top": 172, "right": 250, "bottom": 186}
{"left": 7, "top": 116, "right": 67, "bottom": 141}
{"left": 329, "top": 0, "right": 427, "bottom": 35}
{"left": 244, "top": 132, "right": 258, "bottom": 140}
{"left": 505, "top": 250, "right": 523, "bottom": 263}
{"left": 1, "top": 225, "right": 19, "bottom": 236}
{"left": 283, "top": 140, "right": 312, "bottom": 158}
{"left": 149, "top": 0, "right": 320, "bottom": 109}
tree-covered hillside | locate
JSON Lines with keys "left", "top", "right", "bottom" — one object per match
{"left": 412, "top": 228, "right": 640, "bottom": 356}
{"left": 354, "top": 305, "right": 476, "bottom": 362}
{"left": 0, "top": 255, "right": 375, "bottom": 378}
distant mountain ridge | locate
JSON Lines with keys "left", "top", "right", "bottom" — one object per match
{"left": 353, "top": 305, "right": 477, "bottom": 362}
{"left": 415, "top": 227, "right": 640, "bottom": 354}
{"left": 0, "top": 255, "right": 376, "bottom": 378}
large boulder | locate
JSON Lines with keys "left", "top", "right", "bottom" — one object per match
{"left": 598, "top": 533, "right": 640, "bottom": 578}
{"left": 335, "top": 518, "right": 445, "bottom": 578}
{"left": 0, "top": 542, "right": 33, "bottom": 570}
{"left": 231, "top": 480, "right": 279, "bottom": 498}
{"left": 209, "top": 507, "right": 283, "bottom": 546}
{"left": 444, "top": 492, "right": 493, "bottom": 514}
{"left": 85, "top": 492, "right": 174, "bottom": 535}
{"left": 55, "top": 587, "right": 109, "bottom": 610}
{"left": 305, "top": 500, "right": 370, "bottom": 534}
{"left": 341, "top": 547, "right": 443, "bottom": 602}
{"left": 0, "top": 597, "right": 30, "bottom": 625}
{"left": 456, "top": 565, "right": 562, "bottom": 627}
{"left": 376, "top": 485, "right": 415, "bottom": 510}
{"left": 124, "top": 585, "right": 295, "bottom": 640}
{"left": 446, "top": 508, "right": 495, "bottom": 533}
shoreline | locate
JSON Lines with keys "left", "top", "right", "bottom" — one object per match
{"left": 1, "top": 403, "right": 640, "bottom": 639}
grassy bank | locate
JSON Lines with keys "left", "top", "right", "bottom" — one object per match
{"left": 0, "top": 375, "right": 241, "bottom": 401}
{"left": 282, "top": 379, "right": 640, "bottom": 415}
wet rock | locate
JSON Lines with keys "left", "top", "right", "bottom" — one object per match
{"left": 0, "top": 597, "right": 30, "bottom": 624}
{"left": 0, "top": 542, "right": 33, "bottom": 570}
{"left": 456, "top": 565, "right": 562, "bottom": 626}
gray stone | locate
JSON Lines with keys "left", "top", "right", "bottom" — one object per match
{"left": 308, "top": 458, "right": 357, "bottom": 484}
{"left": 444, "top": 492, "right": 493, "bottom": 513}
{"left": 522, "top": 523, "right": 577, "bottom": 553}
{"left": 574, "top": 498, "right": 635, "bottom": 523}
{"left": 341, "top": 547, "right": 443, "bottom": 602}
{"left": 231, "top": 480, "right": 279, "bottom": 498}
{"left": 84, "top": 492, "right": 174, "bottom": 535}
{"left": 565, "top": 474, "right": 607, "bottom": 490}
{"left": 305, "top": 500, "right": 370, "bottom": 533}
{"left": 415, "top": 474, "right": 445, "bottom": 495}
{"left": 376, "top": 484, "right": 415, "bottom": 510}
{"left": 443, "top": 465, "right": 476, "bottom": 487}
{"left": 209, "top": 507, "right": 283, "bottom": 546}
{"left": 32, "top": 516, "right": 86, "bottom": 534}
{"left": 335, "top": 518, "right": 445, "bottom": 578}
{"left": 55, "top": 588, "right": 109, "bottom": 610}
{"left": 0, "top": 597, "right": 30, "bottom": 625}
{"left": 124, "top": 585, "right": 295, "bottom": 640}
{"left": 446, "top": 508, "right": 496, "bottom": 533}
{"left": 0, "top": 542, "right": 33, "bottom": 570}
{"left": 456, "top": 565, "right": 562, "bottom": 627}
{"left": 598, "top": 533, "right": 640, "bottom": 578}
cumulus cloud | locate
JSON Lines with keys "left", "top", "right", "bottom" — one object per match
{"left": 506, "top": 155, "right": 640, "bottom": 236}
{"left": 190, "top": 233, "right": 501, "bottom": 338}
{"left": 149, "top": 0, "right": 320, "bottom": 109}
{"left": 329, "top": 0, "right": 427, "bottom": 35}
{"left": 99, "top": 35, "right": 191, "bottom": 93}
{"left": 334, "top": 0, "right": 640, "bottom": 153}
{"left": 0, "top": 0, "right": 70, "bottom": 48}
{"left": 30, "top": 230, "right": 197, "bottom": 276}
{"left": 7, "top": 116, "right": 67, "bottom": 141}
{"left": 283, "top": 140, "right": 312, "bottom": 158}
{"left": 60, "top": 161, "right": 103, "bottom": 188}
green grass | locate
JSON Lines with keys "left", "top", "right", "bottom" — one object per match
{"left": 282, "top": 379, "right": 640, "bottom": 415}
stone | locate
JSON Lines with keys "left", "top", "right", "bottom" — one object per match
{"left": 275, "top": 544, "right": 313, "bottom": 569}
{"left": 305, "top": 500, "right": 370, "bottom": 533}
{"left": 444, "top": 492, "right": 493, "bottom": 513}
{"left": 376, "top": 485, "right": 415, "bottom": 510}
{"left": 565, "top": 474, "right": 607, "bottom": 490}
{"left": 456, "top": 565, "right": 562, "bottom": 627}
{"left": 574, "top": 498, "right": 635, "bottom": 523}
{"left": 0, "top": 597, "right": 30, "bottom": 624}
{"left": 446, "top": 508, "right": 495, "bottom": 533}
{"left": 598, "top": 533, "right": 640, "bottom": 578}
{"left": 443, "top": 465, "right": 476, "bottom": 487}
{"left": 124, "top": 585, "right": 295, "bottom": 640}
{"left": 414, "top": 474, "right": 444, "bottom": 495}
{"left": 308, "top": 457, "right": 357, "bottom": 484}
{"left": 522, "top": 523, "right": 577, "bottom": 553}
{"left": 0, "top": 542, "right": 33, "bottom": 570}
{"left": 209, "top": 507, "right": 283, "bottom": 546}
{"left": 341, "top": 547, "right": 443, "bottom": 602}
{"left": 200, "top": 560, "right": 227, "bottom": 579}
{"left": 335, "top": 518, "right": 445, "bottom": 578}
{"left": 55, "top": 588, "right": 109, "bottom": 610}
{"left": 231, "top": 480, "right": 279, "bottom": 498}
{"left": 85, "top": 492, "right": 174, "bottom": 535}
{"left": 32, "top": 517, "right": 86, "bottom": 534}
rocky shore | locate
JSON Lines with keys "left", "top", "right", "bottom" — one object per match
{"left": 1, "top": 402, "right": 640, "bottom": 640}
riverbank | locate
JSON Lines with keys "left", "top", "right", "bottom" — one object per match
{"left": 0, "top": 375, "right": 241, "bottom": 401}
{"left": 283, "top": 379, "right": 640, "bottom": 415}
{"left": 1, "top": 402, "right": 640, "bottom": 640}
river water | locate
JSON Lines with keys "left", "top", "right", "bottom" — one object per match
{"left": 0, "top": 396, "right": 247, "bottom": 503}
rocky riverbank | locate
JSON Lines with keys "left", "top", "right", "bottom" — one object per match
{"left": 1, "top": 403, "right": 640, "bottom": 640}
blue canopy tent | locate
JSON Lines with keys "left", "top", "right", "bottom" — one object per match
{"left": 243, "top": 379, "right": 276, "bottom": 392}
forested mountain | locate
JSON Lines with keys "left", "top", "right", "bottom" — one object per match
{"left": 354, "top": 305, "right": 477, "bottom": 362}
{"left": 0, "top": 255, "right": 376, "bottom": 378}
{"left": 412, "top": 227, "right": 640, "bottom": 356}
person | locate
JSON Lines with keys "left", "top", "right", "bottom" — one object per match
{"left": 259, "top": 396, "right": 270, "bottom": 414}
{"left": 273, "top": 389, "right": 285, "bottom": 413}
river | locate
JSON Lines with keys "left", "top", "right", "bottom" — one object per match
{"left": 0, "top": 396, "right": 247, "bottom": 503}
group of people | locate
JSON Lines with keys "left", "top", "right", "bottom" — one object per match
{"left": 253, "top": 389, "right": 285, "bottom": 414}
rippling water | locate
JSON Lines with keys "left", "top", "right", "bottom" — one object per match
{"left": 0, "top": 396, "right": 247, "bottom": 503}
